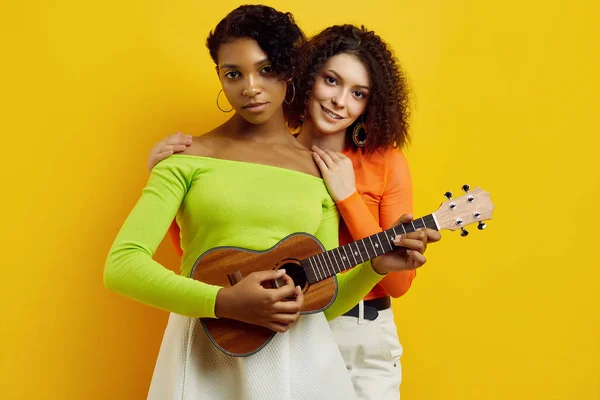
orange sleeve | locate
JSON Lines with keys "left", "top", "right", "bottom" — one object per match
{"left": 378, "top": 149, "right": 415, "bottom": 298}
{"left": 167, "top": 219, "right": 183, "bottom": 257}
{"left": 337, "top": 149, "right": 415, "bottom": 298}
{"left": 336, "top": 191, "right": 382, "bottom": 239}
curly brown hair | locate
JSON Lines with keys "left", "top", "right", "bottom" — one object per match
{"left": 206, "top": 5, "right": 304, "bottom": 118}
{"left": 288, "top": 25, "right": 411, "bottom": 152}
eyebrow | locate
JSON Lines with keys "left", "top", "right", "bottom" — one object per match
{"left": 326, "top": 69, "right": 370, "bottom": 91}
{"left": 220, "top": 58, "right": 270, "bottom": 70}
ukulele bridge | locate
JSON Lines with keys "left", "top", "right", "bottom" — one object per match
{"left": 227, "top": 270, "right": 243, "bottom": 286}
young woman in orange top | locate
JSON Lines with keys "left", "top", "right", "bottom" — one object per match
{"left": 149, "top": 25, "right": 421, "bottom": 399}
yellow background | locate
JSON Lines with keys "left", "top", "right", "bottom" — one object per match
{"left": 1, "top": 1, "right": 599, "bottom": 399}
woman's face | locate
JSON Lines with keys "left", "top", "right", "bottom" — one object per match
{"left": 216, "top": 38, "right": 287, "bottom": 125}
{"left": 307, "top": 53, "right": 371, "bottom": 135}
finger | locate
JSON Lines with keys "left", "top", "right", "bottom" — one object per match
{"left": 392, "top": 214, "right": 414, "bottom": 227}
{"left": 272, "top": 284, "right": 303, "bottom": 312}
{"left": 166, "top": 132, "right": 193, "bottom": 145}
{"left": 161, "top": 144, "right": 187, "bottom": 153}
{"left": 421, "top": 228, "right": 442, "bottom": 243}
{"left": 279, "top": 272, "right": 297, "bottom": 287}
{"left": 269, "top": 275, "right": 297, "bottom": 302}
{"left": 251, "top": 269, "right": 286, "bottom": 283}
{"left": 271, "top": 312, "right": 300, "bottom": 324}
{"left": 272, "top": 299, "right": 301, "bottom": 313}
{"left": 294, "top": 285, "right": 304, "bottom": 309}
{"left": 312, "top": 152, "right": 329, "bottom": 172}
{"left": 394, "top": 237, "right": 426, "bottom": 253}
{"left": 149, "top": 150, "right": 174, "bottom": 170}
{"left": 311, "top": 146, "right": 336, "bottom": 169}
{"left": 394, "top": 230, "right": 427, "bottom": 243}
{"left": 266, "top": 321, "right": 293, "bottom": 333}
{"left": 311, "top": 145, "right": 325, "bottom": 153}
{"left": 170, "top": 144, "right": 188, "bottom": 153}
{"left": 311, "top": 146, "right": 331, "bottom": 159}
{"left": 395, "top": 232, "right": 427, "bottom": 247}
{"left": 154, "top": 149, "right": 174, "bottom": 159}
{"left": 324, "top": 149, "right": 342, "bottom": 162}
{"left": 164, "top": 134, "right": 182, "bottom": 145}
{"left": 406, "top": 250, "right": 426, "bottom": 267}
{"left": 338, "top": 152, "right": 353, "bottom": 167}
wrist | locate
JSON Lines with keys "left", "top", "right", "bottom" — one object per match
{"left": 371, "top": 257, "right": 389, "bottom": 276}
{"left": 334, "top": 189, "right": 358, "bottom": 203}
{"left": 214, "top": 287, "right": 235, "bottom": 319}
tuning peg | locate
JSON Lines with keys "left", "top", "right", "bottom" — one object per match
{"left": 478, "top": 222, "right": 487, "bottom": 230}
{"left": 460, "top": 228, "right": 469, "bottom": 237}
{"left": 462, "top": 184, "right": 471, "bottom": 193}
{"left": 444, "top": 191, "right": 453, "bottom": 200}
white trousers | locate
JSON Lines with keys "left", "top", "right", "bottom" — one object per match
{"left": 328, "top": 305, "right": 403, "bottom": 400}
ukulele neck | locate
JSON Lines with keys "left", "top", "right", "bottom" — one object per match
{"left": 301, "top": 214, "right": 438, "bottom": 284}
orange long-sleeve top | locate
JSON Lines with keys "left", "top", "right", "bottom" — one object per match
{"left": 165, "top": 146, "right": 414, "bottom": 300}
{"left": 336, "top": 146, "right": 414, "bottom": 300}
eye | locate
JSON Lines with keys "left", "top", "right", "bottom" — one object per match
{"left": 224, "top": 71, "right": 240, "bottom": 79}
{"left": 325, "top": 76, "right": 338, "bottom": 85}
{"left": 353, "top": 91, "right": 365, "bottom": 99}
{"left": 260, "top": 65, "right": 273, "bottom": 74}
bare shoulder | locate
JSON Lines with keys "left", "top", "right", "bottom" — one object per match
{"left": 180, "top": 130, "right": 224, "bottom": 158}
{"left": 288, "top": 145, "right": 321, "bottom": 178}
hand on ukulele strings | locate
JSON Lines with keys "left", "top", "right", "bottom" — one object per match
{"left": 311, "top": 146, "right": 357, "bottom": 202}
{"left": 147, "top": 132, "right": 193, "bottom": 171}
{"left": 214, "top": 269, "right": 304, "bottom": 333}
{"left": 371, "top": 214, "right": 442, "bottom": 274}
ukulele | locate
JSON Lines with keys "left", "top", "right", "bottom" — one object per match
{"left": 190, "top": 185, "right": 494, "bottom": 356}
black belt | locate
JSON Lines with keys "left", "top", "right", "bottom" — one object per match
{"left": 342, "top": 296, "right": 391, "bottom": 321}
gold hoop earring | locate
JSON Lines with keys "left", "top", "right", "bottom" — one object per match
{"left": 352, "top": 115, "right": 367, "bottom": 147}
{"left": 284, "top": 81, "right": 296, "bottom": 105}
{"left": 216, "top": 89, "right": 233, "bottom": 113}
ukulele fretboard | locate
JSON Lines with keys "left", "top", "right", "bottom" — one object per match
{"left": 301, "top": 214, "right": 438, "bottom": 284}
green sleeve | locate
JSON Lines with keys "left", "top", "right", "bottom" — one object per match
{"left": 324, "top": 261, "right": 383, "bottom": 321}
{"left": 104, "top": 159, "right": 221, "bottom": 318}
{"left": 312, "top": 201, "right": 384, "bottom": 321}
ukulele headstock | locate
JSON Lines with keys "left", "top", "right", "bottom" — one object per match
{"left": 433, "top": 185, "right": 494, "bottom": 236}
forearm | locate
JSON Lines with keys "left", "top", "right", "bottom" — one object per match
{"left": 336, "top": 191, "right": 382, "bottom": 239}
{"left": 379, "top": 270, "right": 416, "bottom": 298}
{"left": 105, "top": 243, "right": 220, "bottom": 318}
{"left": 323, "top": 261, "right": 384, "bottom": 320}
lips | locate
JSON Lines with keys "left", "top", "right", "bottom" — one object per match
{"left": 321, "top": 105, "right": 343, "bottom": 120}
{"left": 243, "top": 102, "right": 268, "bottom": 109}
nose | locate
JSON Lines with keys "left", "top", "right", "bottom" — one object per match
{"left": 242, "top": 74, "right": 262, "bottom": 98}
{"left": 331, "top": 91, "right": 347, "bottom": 109}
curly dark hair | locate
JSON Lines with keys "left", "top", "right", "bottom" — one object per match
{"left": 206, "top": 5, "right": 304, "bottom": 82}
{"left": 288, "top": 25, "right": 411, "bottom": 152}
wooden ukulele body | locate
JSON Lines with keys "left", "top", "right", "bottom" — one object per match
{"left": 190, "top": 232, "right": 338, "bottom": 357}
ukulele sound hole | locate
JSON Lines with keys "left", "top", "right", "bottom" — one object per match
{"left": 275, "top": 259, "right": 309, "bottom": 292}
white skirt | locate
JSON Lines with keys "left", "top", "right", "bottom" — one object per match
{"left": 147, "top": 313, "right": 356, "bottom": 400}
